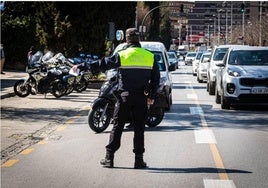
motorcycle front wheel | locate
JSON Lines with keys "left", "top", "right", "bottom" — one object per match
{"left": 146, "top": 107, "right": 164, "bottom": 127}
{"left": 13, "top": 79, "right": 31, "bottom": 97}
{"left": 88, "top": 99, "right": 112, "bottom": 133}
{"left": 65, "top": 85, "right": 74, "bottom": 96}
{"left": 51, "top": 81, "right": 66, "bottom": 98}
{"left": 75, "top": 81, "right": 88, "bottom": 93}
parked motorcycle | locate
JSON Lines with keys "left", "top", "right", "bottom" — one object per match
{"left": 68, "top": 53, "right": 99, "bottom": 93}
{"left": 14, "top": 51, "right": 72, "bottom": 98}
{"left": 88, "top": 69, "right": 165, "bottom": 133}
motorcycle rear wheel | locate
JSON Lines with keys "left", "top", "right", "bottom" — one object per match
{"left": 88, "top": 99, "right": 111, "bottom": 133}
{"left": 146, "top": 107, "right": 164, "bottom": 127}
{"left": 13, "top": 79, "right": 31, "bottom": 97}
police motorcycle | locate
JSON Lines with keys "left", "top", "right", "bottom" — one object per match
{"left": 50, "top": 53, "right": 77, "bottom": 96}
{"left": 87, "top": 69, "right": 165, "bottom": 133}
{"left": 68, "top": 53, "right": 98, "bottom": 93}
{"left": 14, "top": 51, "right": 73, "bottom": 98}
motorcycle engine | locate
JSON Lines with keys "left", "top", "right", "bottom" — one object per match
{"left": 38, "top": 78, "right": 50, "bottom": 94}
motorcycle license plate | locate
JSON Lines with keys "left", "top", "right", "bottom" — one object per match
{"left": 67, "top": 77, "right": 75, "bottom": 84}
{"left": 76, "top": 75, "right": 82, "bottom": 82}
{"left": 84, "top": 73, "right": 91, "bottom": 81}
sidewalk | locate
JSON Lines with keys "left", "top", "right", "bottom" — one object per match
{"left": 0, "top": 70, "right": 28, "bottom": 99}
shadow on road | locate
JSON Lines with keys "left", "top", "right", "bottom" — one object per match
{"left": 1, "top": 107, "right": 79, "bottom": 123}
{"left": 112, "top": 166, "right": 252, "bottom": 174}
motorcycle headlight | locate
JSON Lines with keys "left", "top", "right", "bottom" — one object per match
{"left": 106, "top": 69, "right": 118, "bottom": 80}
{"left": 160, "top": 76, "right": 167, "bottom": 85}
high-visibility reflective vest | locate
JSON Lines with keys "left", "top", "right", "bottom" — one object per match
{"left": 118, "top": 47, "right": 154, "bottom": 70}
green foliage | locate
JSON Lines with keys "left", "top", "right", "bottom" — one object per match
{"left": 160, "top": 11, "right": 171, "bottom": 50}
{"left": 1, "top": 2, "right": 39, "bottom": 68}
{"left": 1, "top": 1, "right": 136, "bottom": 70}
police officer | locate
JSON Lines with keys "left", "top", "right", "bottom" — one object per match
{"left": 72, "top": 28, "right": 160, "bottom": 169}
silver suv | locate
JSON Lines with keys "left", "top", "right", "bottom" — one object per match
{"left": 215, "top": 45, "right": 268, "bottom": 109}
{"left": 207, "top": 45, "right": 237, "bottom": 95}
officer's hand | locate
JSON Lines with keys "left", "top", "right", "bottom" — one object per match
{"left": 72, "top": 65, "right": 78, "bottom": 72}
{"left": 147, "top": 98, "right": 154, "bottom": 105}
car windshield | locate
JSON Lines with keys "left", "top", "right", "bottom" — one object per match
{"left": 168, "top": 53, "right": 176, "bottom": 59}
{"left": 201, "top": 54, "right": 211, "bottom": 63}
{"left": 187, "top": 53, "right": 196, "bottom": 57}
{"left": 213, "top": 48, "right": 228, "bottom": 61}
{"left": 196, "top": 52, "right": 203, "bottom": 60}
{"left": 229, "top": 50, "right": 268, "bottom": 65}
{"left": 152, "top": 51, "right": 166, "bottom": 71}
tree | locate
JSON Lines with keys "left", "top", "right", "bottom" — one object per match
{"left": 1, "top": 2, "right": 137, "bottom": 70}
{"left": 159, "top": 6, "right": 171, "bottom": 49}
{"left": 1, "top": 2, "right": 39, "bottom": 69}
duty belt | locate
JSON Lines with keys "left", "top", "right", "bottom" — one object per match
{"left": 120, "top": 90, "right": 149, "bottom": 96}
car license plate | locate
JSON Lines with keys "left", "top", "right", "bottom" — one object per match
{"left": 251, "top": 88, "right": 268, "bottom": 94}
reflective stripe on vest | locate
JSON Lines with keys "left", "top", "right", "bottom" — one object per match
{"left": 118, "top": 47, "right": 154, "bottom": 69}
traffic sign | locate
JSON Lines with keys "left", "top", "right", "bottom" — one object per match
{"left": 116, "top": 30, "right": 124, "bottom": 41}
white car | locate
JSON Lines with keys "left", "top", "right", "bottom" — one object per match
{"left": 207, "top": 45, "right": 241, "bottom": 95}
{"left": 197, "top": 52, "right": 211, "bottom": 83}
{"left": 215, "top": 45, "right": 268, "bottom": 109}
{"left": 192, "top": 52, "right": 203, "bottom": 76}
{"left": 167, "top": 51, "right": 178, "bottom": 69}
{"left": 185, "top": 52, "right": 197, "bottom": 65}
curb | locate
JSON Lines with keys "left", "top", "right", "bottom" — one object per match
{"left": 1, "top": 88, "right": 15, "bottom": 99}
{"left": 1, "top": 82, "right": 103, "bottom": 99}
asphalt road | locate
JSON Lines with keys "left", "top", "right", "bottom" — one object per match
{"left": 1, "top": 65, "right": 268, "bottom": 188}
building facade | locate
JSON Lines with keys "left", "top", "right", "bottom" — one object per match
{"left": 168, "top": 1, "right": 267, "bottom": 47}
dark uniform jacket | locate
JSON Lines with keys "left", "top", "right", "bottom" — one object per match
{"left": 78, "top": 43, "right": 160, "bottom": 99}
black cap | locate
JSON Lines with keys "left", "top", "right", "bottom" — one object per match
{"left": 126, "top": 28, "right": 140, "bottom": 37}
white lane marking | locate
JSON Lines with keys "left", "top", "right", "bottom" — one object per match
{"left": 187, "top": 94, "right": 198, "bottom": 99}
{"left": 184, "top": 80, "right": 192, "bottom": 84}
{"left": 190, "top": 106, "right": 203, "bottom": 114}
{"left": 186, "top": 85, "right": 193, "bottom": 89}
{"left": 203, "top": 179, "right": 236, "bottom": 188}
{"left": 194, "top": 129, "right": 217, "bottom": 144}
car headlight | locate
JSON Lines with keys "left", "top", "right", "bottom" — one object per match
{"left": 227, "top": 68, "right": 241, "bottom": 77}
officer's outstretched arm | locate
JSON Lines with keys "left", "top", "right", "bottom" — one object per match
{"left": 98, "top": 53, "right": 121, "bottom": 71}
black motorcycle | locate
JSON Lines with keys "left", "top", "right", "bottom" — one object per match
{"left": 88, "top": 69, "right": 165, "bottom": 133}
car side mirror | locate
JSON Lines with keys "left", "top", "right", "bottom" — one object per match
{"left": 168, "top": 63, "right": 176, "bottom": 72}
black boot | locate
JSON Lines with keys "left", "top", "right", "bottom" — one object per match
{"left": 134, "top": 154, "right": 147, "bottom": 169}
{"left": 100, "top": 151, "right": 114, "bottom": 168}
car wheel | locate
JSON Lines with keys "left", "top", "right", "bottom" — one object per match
{"left": 197, "top": 76, "right": 202, "bottom": 83}
{"left": 208, "top": 82, "right": 215, "bottom": 95}
{"left": 165, "top": 92, "right": 172, "bottom": 111}
{"left": 215, "top": 87, "right": 221, "bottom": 104}
{"left": 221, "top": 94, "right": 230, "bottom": 109}
{"left": 206, "top": 79, "right": 209, "bottom": 92}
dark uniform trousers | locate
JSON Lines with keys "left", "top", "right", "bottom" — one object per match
{"left": 106, "top": 91, "right": 148, "bottom": 155}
